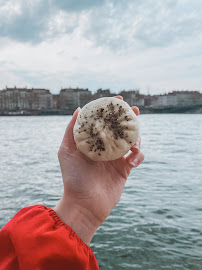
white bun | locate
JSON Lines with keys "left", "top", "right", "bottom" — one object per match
{"left": 73, "top": 97, "right": 139, "bottom": 161}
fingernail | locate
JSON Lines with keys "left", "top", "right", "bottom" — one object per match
{"left": 74, "top": 107, "right": 80, "bottom": 114}
{"left": 132, "top": 137, "right": 141, "bottom": 150}
{"left": 132, "top": 141, "right": 140, "bottom": 151}
{"left": 129, "top": 157, "right": 139, "bottom": 167}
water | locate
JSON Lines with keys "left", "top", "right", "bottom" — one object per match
{"left": 0, "top": 115, "right": 202, "bottom": 269}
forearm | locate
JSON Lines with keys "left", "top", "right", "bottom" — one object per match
{"left": 54, "top": 195, "right": 101, "bottom": 245}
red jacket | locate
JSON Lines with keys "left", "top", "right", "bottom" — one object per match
{"left": 0, "top": 205, "right": 99, "bottom": 270}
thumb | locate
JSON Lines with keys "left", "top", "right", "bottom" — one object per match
{"left": 61, "top": 107, "right": 81, "bottom": 149}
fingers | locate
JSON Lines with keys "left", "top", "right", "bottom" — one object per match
{"left": 61, "top": 107, "right": 81, "bottom": 149}
{"left": 130, "top": 136, "right": 141, "bottom": 153}
{"left": 132, "top": 106, "right": 139, "bottom": 116}
{"left": 126, "top": 151, "right": 144, "bottom": 168}
{"left": 126, "top": 136, "right": 144, "bottom": 168}
{"left": 114, "top": 95, "right": 123, "bottom": 100}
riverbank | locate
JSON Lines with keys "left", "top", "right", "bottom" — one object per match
{"left": 0, "top": 104, "right": 201, "bottom": 116}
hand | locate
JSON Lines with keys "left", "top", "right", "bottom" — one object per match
{"left": 54, "top": 97, "right": 144, "bottom": 245}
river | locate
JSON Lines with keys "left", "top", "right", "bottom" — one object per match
{"left": 0, "top": 114, "right": 201, "bottom": 269}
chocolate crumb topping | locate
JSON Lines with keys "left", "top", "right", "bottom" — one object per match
{"left": 80, "top": 100, "right": 133, "bottom": 155}
{"left": 101, "top": 101, "right": 127, "bottom": 141}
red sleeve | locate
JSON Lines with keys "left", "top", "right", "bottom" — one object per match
{"left": 0, "top": 205, "right": 99, "bottom": 270}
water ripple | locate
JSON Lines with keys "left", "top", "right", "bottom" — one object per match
{"left": 0, "top": 115, "right": 202, "bottom": 269}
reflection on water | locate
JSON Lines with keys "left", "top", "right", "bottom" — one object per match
{"left": 0, "top": 115, "right": 202, "bottom": 269}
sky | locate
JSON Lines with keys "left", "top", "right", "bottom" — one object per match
{"left": 0, "top": 0, "right": 201, "bottom": 95}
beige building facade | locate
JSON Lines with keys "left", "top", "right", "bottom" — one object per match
{"left": 59, "top": 88, "right": 92, "bottom": 110}
{"left": 151, "top": 91, "right": 202, "bottom": 107}
{"left": 0, "top": 87, "right": 53, "bottom": 110}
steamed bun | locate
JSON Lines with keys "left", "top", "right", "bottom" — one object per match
{"left": 73, "top": 97, "right": 139, "bottom": 161}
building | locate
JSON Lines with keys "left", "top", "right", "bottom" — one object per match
{"left": 119, "top": 90, "right": 145, "bottom": 107}
{"left": 52, "top": 94, "right": 60, "bottom": 109}
{"left": 144, "top": 95, "right": 152, "bottom": 107}
{"left": 31, "top": 88, "right": 53, "bottom": 110}
{"left": 92, "top": 89, "right": 115, "bottom": 99}
{"left": 1, "top": 87, "right": 201, "bottom": 113}
{"left": 0, "top": 87, "right": 31, "bottom": 110}
{"left": 135, "top": 94, "right": 145, "bottom": 107}
{"left": 59, "top": 88, "right": 92, "bottom": 111}
{"left": 173, "top": 91, "right": 202, "bottom": 106}
{"left": 0, "top": 87, "right": 53, "bottom": 110}
{"left": 151, "top": 91, "right": 202, "bottom": 107}
{"left": 151, "top": 94, "right": 178, "bottom": 107}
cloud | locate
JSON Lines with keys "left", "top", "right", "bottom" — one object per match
{"left": 0, "top": 0, "right": 202, "bottom": 93}
{"left": 52, "top": 0, "right": 104, "bottom": 12}
{"left": 0, "top": 0, "right": 104, "bottom": 43}
{"left": 0, "top": 1, "right": 50, "bottom": 43}
{"left": 0, "top": 0, "right": 201, "bottom": 50}
{"left": 84, "top": 0, "right": 202, "bottom": 51}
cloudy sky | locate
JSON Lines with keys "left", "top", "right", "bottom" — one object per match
{"left": 0, "top": 0, "right": 201, "bottom": 94}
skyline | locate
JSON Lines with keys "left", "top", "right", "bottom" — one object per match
{"left": 0, "top": 0, "right": 202, "bottom": 94}
{"left": 1, "top": 87, "right": 201, "bottom": 115}
{"left": 1, "top": 85, "right": 201, "bottom": 97}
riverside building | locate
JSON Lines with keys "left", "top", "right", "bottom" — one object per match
{"left": 0, "top": 87, "right": 53, "bottom": 110}
{"left": 59, "top": 88, "right": 92, "bottom": 111}
{"left": 150, "top": 91, "right": 202, "bottom": 107}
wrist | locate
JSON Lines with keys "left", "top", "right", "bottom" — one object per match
{"left": 54, "top": 196, "right": 101, "bottom": 245}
